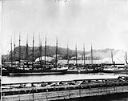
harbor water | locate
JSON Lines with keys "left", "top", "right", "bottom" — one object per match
{"left": 2, "top": 73, "right": 128, "bottom": 101}
{"left": 2, "top": 73, "right": 128, "bottom": 84}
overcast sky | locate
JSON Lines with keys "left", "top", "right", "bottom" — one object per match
{"left": 1, "top": 0, "right": 128, "bottom": 55}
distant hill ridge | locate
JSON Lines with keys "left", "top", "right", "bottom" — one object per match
{"left": 2, "top": 46, "right": 126, "bottom": 63}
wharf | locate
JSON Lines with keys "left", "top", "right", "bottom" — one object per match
{"left": 2, "top": 76, "right": 128, "bottom": 101}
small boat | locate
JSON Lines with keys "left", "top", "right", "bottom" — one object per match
{"left": 103, "top": 51, "right": 128, "bottom": 73}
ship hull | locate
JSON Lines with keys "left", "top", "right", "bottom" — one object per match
{"left": 103, "top": 69, "right": 128, "bottom": 73}
{"left": 9, "top": 71, "right": 66, "bottom": 76}
{"left": 3, "top": 66, "right": 67, "bottom": 76}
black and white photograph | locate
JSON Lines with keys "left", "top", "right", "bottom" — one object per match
{"left": 0, "top": 0, "right": 128, "bottom": 101}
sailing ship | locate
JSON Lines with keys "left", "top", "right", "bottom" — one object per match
{"left": 124, "top": 52, "right": 128, "bottom": 68}
{"left": 67, "top": 44, "right": 101, "bottom": 74}
{"left": 103, "top": 50, "right": 128, "bottom": 73}
{"left": 3, "top": 35, "right": 68, "bottom": 76}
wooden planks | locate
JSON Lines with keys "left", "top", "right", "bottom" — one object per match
{"left": 2, "top": 85, "right": 128, "bottom": 101}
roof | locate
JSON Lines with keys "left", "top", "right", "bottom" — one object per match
{"left": 35, "top": 56, "right": 54, "bottom": 62}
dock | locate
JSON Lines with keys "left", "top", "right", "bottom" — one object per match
{"left": 2, "top": 76, "right": 128, "bottom": 101}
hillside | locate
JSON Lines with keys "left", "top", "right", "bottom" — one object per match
{"left": 1, "top": 46, "right": 126, "bottom": 64}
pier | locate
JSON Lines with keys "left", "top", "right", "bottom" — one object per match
{"left": 2, "top": 76, "right": 128, "bottom": 101}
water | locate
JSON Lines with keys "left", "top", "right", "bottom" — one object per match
{"left": 2, "top": 73, "right": 128, "bottom": 101}
{"left": 2, "top": 73, "right": 128, "bottom": 84}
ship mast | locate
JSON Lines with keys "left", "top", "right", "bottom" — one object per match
{"left": 25, "top": 34, "right": 28, "bottom": 69}
{"left": 111, "top": 50, "right": 114, "bottom": 64}
{"left": 13, "top": 34, "right": 15, "bottom": 62}
{"left": 75, "top": 44, "right": 77, "bottom": 69}
{"left": 91, "top": 45, "right": 93, "bottom": 66}
{"left": 125, "top": 52, "right": 127, "bottom": 64}
{"left": 32, "top": 34, "right": 34, "bottom": 70}
{"left": 10, "top": 37, "right": 13, "bottom": 67}
{"left": 83, "top": 44, "right": 85, "bottom": 68}
{"left": 44, "top": 36, "right": 47, "bottom": 66}
{"left": 39, "top": 34, "right": 42, "bottom": 69}
{"left": 67, "top": 44, "right": 69, "bottom": 67}
{"left": 19, "top": 34, "right": 21, "bottom": 68}
{"left": 55, "top": 38, "right": 58, "bottom": 69}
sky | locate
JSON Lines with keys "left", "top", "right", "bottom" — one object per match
{"left": 1, "top": 0, "right": 128, "bottom": 55}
